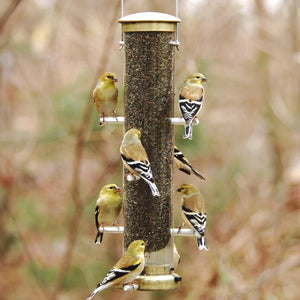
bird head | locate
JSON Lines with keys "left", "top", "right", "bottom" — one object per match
{"left": 123, "top": 128, "right": 141, "bottom": 144}
{"left": 186, "top": 73, "right": 207, "bottom": 84}
{"left": 177, "top": 183, "right": 198, "bottom": 195}
{"left": 126, "top": 240, "right": 146, "bottom": 255}
{"left": 102, "top": 184, "right": 121, "bottom": 194}
{"left": 100, "top": 72, "right": 118, "bottom": 85}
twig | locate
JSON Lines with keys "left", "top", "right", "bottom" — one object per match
{"left": 50, "top": 2, "right": 121, "bottom": 299}
{"left": 0, "top": 0, "right": 22, "bottom": 33}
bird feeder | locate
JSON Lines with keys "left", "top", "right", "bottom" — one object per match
{"left": 96, "top": 5, "right": 200, "bottom": 292}
{"left": 119, "top": 11, "right": 181, "bottom": 290}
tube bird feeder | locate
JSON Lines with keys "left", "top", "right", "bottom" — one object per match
{"left": 119, "top": 12, "right": 181, "bottom": 290}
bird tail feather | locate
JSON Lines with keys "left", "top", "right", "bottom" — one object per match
{"left": 197, "top": 235, "right": 209, "bottom": 251}
{"left": 191, "top": 167, "right": 205, "bottom": 180}
{"left": 87, "top": 282, "right": 112, "bottom": 300}
{"left": 148, "top": 181, "right": 160, "bottom": 197}
{"left": 183, "top": 122, "right": 193, "bottom": 140}
{"left": 94, "top": 231, "right": 104, "bottom": 244}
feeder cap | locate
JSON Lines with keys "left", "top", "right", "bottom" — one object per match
{"left": 119, "top": 12, "right": 181, "bottom": 32}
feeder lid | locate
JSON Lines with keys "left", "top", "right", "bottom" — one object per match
{"left": 119, "top": 12, "right": 181, "bottom": 32}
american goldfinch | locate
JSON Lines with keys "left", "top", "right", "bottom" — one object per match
{"left": 177, "top": 184, "right": 208, "bottom": 251}
{"left": 179, "top": 73, "right": 207, "bottom": 139}
{"left": 87, "top": 240, "right": 146, "bottom": 299}
{"left": 120, "top": 128, "right": 160, "bottom": 197}
{"left": 93, "top": 72, "right": 118, "bottom": 124}
{"left": 174, "top": 146, "right": 205, "bottom": 180}
{"left": 94, "top": 184, "right": 122, "bottom": 244}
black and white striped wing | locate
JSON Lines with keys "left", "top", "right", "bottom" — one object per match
{"left": 121, "top": 154, "right": 154, "bottom": 183}
{"left": 94, "top": 205, "right": 103, "bottom": 244}
{"left": 174, "top": 147, "right": 192, "bottom": 171}
{"left": 182, "top": 205, "right": 206, "bottom": 235}
{"left": 101, "top": 263, "right": 140, "bottom": 286}
{"left": 179, "top": 96, "right": 202, "bottom": 123}
{"left": 87, "top": 263, "right": 141, "bottom": 300}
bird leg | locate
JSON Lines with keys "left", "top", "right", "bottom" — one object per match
{"left": 113, "top": 220, "right": 121, "bottom": 230}
{"left": 99, "top": 113, "right": 106, "bottom": 126}
{"left": 100, "top": 222, "right": 106, "bottom": 231}
{"left": 176, "top": 223, "right": 185, "bottom": 234}
{"left": 113, "top": 110, "right": 118, "bottom": 122}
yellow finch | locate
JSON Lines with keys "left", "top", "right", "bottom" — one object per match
{"left": 179, "top": 73, "right": 207, "bottom": 139}
{"left": 174, "top": 146, "right": 205, "bottom": 180}
{"left": 177, "top": 184, "right": 208, "bottom": 251}
{"left": 87, "top": 240, "right": 146, "bottom": 299}
{"left": 93, "top": 72, "right": 118, "bottom": 124}
{"left": 94, "top": 184, "right": 122, "bottom": 244}
{"left": 120, "top": 128, "right": 160, "bottom": 197}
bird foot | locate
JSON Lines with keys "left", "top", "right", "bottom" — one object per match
{"left": 113, "top": 221, "right": 121, "bottom": 229}
{"left": 176, "top": 223, "right": 186, "bottom": 234}
{"left": 123, "top": 282, "right": 139, "bottom": 291}
{"left": 126, "top": 173, "right": 141, "bottom": 182}
{"left": 113, "top": 111, "right": 118, "bottom": 122}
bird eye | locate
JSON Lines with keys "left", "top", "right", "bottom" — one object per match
{"left": 196, "top": 76, "right": 200, "bottom": 79}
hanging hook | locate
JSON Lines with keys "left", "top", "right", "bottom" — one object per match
{"left": 169, "top": 0, "right": 180, "bottom": 50}
{"left": 119, "top": 0, "right": 125, "bottom": 50}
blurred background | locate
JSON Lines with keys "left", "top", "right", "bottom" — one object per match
{"left": 0, "top": 0, "right": 299, "bottom": 299}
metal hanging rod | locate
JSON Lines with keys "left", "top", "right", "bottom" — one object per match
{"left": 119, "top": 0, "right": 180, "bottom": 50}
{"left": 169, "top": 0, "right": 180, "bottom": 50}
{"left": 98, "top": 226, "right": 195, "bottom": 237}
{"left": 99, "top": 117, "right": 199, "bottom": 125}
{"left": 119, "top": 0, "right": 125, "bottom": 49}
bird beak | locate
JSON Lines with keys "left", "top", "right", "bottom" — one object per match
{"left": 202, "top": 77, "right": 207, "bottom": 82}
{"left": 116, "top": 186, "right": 121, "bottom": 192}
{"left": 113, "top": 78, "right": 118, "bottom": 82}
{"left": 176, "top": 188, "right": 182, "bottom": 192}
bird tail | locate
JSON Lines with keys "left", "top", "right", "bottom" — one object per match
{"left": 147, "top": 181, "right": 160, "bottom": 197}
{"left": 87, "top": 282, "right": 112, "bottom": 300}
{"left": 191, "top": 167, "right": 206, "bottom": 180}
{"left": 183, "top": 121, "right": 193, "bottom": 140}
{"left": 196, "top": 234, "right": 209, "bottom": 251}
{"left": 94, "top": 231, "right": 104, "bottom": 244}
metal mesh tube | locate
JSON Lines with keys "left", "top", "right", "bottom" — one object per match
{"left": 123, "top": 31, "right": 175, "bottom": 255}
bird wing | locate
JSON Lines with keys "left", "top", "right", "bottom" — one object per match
{"left": 179, "top": 99, "right": 202, "bottom": 122}
{"left": 182, "top": 204, "right": 207, "bottom": 236}
{"left": 87, "top": 259, "right": 142, "bottom": 299}
{"left": 182, "top": 193, "right": 206, "bottom": 233}
{"left": 179, "top": 84, "right": 204, "bottom": 122}
{"left": 99, "top": 262, "right": 141, "bottom": 287}
{"left": 121, "top": 153, "right": 154, "bottom": 182}
{"left": 174, "top": 147, "right": 192, "bottom": 170}
{"left": 95, "top": 205, "right": 100, "bottom": 230}
{"left": 120, "top": 143, "right": 154, "bottom": 182}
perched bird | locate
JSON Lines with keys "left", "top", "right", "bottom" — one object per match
{"left": 94, "top": 184, "right": 122, "bottom": 244}
{"left": 174, "top": 146, "right": 205, "bottom": 180}
{"left": 179, "top": 73, "right": 207, "bottom": 139}
{"left": 177, "top": 184, "right": 208, "bottom": 251}
{"left": 87, "top": 240, "right": 146, "bottom": 299}
{"left": 93, "top": 72, "right": 118, "bottom": 124}
{"left": 120, "top": 128, "right": 160, "bottom": 197}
